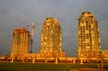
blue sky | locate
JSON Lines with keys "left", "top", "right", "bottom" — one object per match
{"left": 0, "top": 0, "right": 108, "bottom": 56}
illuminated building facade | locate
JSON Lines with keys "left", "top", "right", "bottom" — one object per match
{"left": 102, "top": 50, "right": 108, "bottom": 62}
{"left": 4, "top": 14, "right": 107, "bottom": 64}
{"left": 40, "top": 17, "right": 65, "bottom": 58}
{"left": 78, "top": 12, "right": 101, "bottom": 62}
{"left": 11, "top": 28, "right": 31, "bottom": 60}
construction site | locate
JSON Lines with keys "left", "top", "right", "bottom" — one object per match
{"left": 10, "top": 17, "right": 67, "bottom": 64}
{"left": 0, "top": 12, "right": 108, "bottom": 66}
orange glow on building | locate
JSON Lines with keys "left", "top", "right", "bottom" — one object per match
{"left": 10, "top": 17, "right": 66, "bottom": 63}
{"left": 5, "top": 15, "right": 107, "bottom": 64}
{"left": 11, "top": 28, "right": 31, "bottom": 61}
{"left": 78, "top": 12, "right": 101, "bottom": 63}
{"left": 102, "top": 50, "right": 108, "bottom": 62}
{"left": 40, "top": 17, "right": 66, "bottom": 58}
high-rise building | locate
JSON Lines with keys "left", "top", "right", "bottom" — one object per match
{"left": 11, "top": 28, "right": 31, "bottom": 60}
{"left": 78, "top": 12, "right": 101, "bottom": 62}
{"left": 40, "top": 17, "right": 65, "bottom": 58}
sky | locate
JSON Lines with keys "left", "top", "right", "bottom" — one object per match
{"left": 0, "top": 0, "right": 108, "bottom": 56}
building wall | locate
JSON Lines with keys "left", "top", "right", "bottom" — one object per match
{"left": 102, "top": 50, "right": 108, "bottom": 58}
{"left": 11, "top": 28, "right": 31, "bottom": 59}
{"left": 40, "top": 17, "right": 65, "bottom": 58}
{"left": 78, "top": 12, "right": 101, "bottom": 59}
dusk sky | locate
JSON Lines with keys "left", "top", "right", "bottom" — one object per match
{"left": 0, "top": 0, "right": 108, "bottom": 56}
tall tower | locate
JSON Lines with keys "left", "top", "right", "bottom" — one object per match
{"left": 11, "top": 28, "right": 31, "bottom": 59}
{"left": 40, "top": 17, "right": 64, "bottom": 58}
{"left": 78, "top": 12, "right": 101, "bottom": 61}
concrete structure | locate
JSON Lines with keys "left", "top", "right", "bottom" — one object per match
{"left": 9, "top": 17, "right": 66, "bottom": 63}
{"left": 11, "top": 28, "right": 31, "bottom": 62}
{"left": 4, "top": 15, "right": 107, "bottom": 64}
{"left": 78, "top": 12, "right": 101, "bottom": 64}
{"left": 102, "top": 50, "right": 108, "bottom": 63}
{"left": 40, "top": 17, "right": 65, "bottom": 59}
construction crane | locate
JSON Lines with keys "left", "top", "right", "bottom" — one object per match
{"left": 31, "top": 23, "right": 35, "bottom": 38}
{"left": 30, "top": 23, "right": 35, "bottom": 53}
{"left": 31, "top": 23, "right": 41, "bottom": 53}
{"left": 27, "top": 23, "right": 35, "bottom": 53}
{"left": 27, "top": 22, "right": 42, "bottom": 53}
{"left": 11, "top": 16, "right": 41, "bottom": 53}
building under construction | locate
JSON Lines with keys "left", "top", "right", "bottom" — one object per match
{"left": 11, "top": 28, "right": 31, "bottom": 62}
{"left": 1, "top": 12, "right": 107, "bottom": 64}
{"left": 78, "top": 12, "right": 101, "bottom": 63}
{"left": 10, "top": 17, "right": 66, "bottom": 63}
